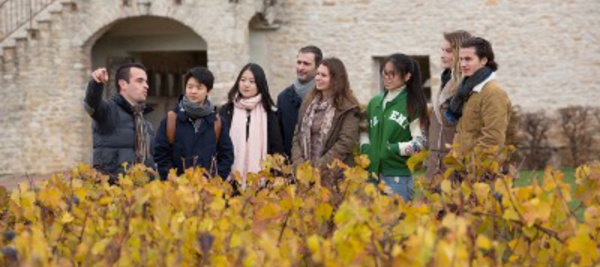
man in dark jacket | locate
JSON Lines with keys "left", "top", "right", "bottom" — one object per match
{"left": 83, "top": 63, "right": 156, "bottom": 182}
{"left": 154, "top": 67, "right": 234, "bottom": 180}
{"left": 276, "top": 45, "right": 322, "bottom": 160}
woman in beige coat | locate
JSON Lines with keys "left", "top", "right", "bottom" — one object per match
{"left": 425, "top": 30, "right": 472, "bottom": 179}
{"left": 291, "top": 57, "right": 361, "bottom": 186}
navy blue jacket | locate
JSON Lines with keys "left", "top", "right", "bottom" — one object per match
{"left": 83, "top": 80, "right": 155, "bottom": 179}
{"left": 154, "top": 102, "right": 234, "bottom": 180}
{"left": 276, "top": 85, "right": 302, "bottom": 159}
{"left": 219, "top": 103, "right": 284, "bottom": 156}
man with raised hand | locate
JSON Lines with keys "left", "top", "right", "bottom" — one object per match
{"left": 84, "top": 63, "right": 156, "bottom": 183}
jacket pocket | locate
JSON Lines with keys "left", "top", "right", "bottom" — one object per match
{"left": 461, "top": 101, "right": 482, "bottom": 132}
{"left": 93, "top": 149, "right": 119, "bottom": 174}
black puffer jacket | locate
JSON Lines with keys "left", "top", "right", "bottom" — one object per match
{"left": 276, "top": 85, "right": 303, "bottom": 159}
{"left": 83, "top": 80, "right": 155, "bottom": 178}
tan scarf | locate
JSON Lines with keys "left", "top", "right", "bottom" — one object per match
{"left": 432, "top": 79, "right": 456, "bottom": 124}
{"left": 300, "top": 95, "right": 336, "bottom": 162}
{"left": 132, "top": 104, "right": 148, "bottom": 164}
{"left": 230, "top": 94, "right": 268, "bottom": 185}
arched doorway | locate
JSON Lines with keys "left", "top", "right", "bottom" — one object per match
{"left": 91, "top": 16, "right": 207, "bottom": 129}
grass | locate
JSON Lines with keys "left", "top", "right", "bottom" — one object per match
{"left": 414, "top": 167, "right": 584, "bottom": 220}
{"left": 514, "top": 167, "right": 584, "bottom": 220}
{"left": 514, "top": 167, "right": 576, "bottom": 187}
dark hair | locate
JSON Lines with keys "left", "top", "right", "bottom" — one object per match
{"left": 184, "top": 66, "right": 214, "bottom": 91}
{"left": 115, "top": 63, "right": 146, "bottom": 91}
{"left": 380, "top": 53, "right": 430, "bottom": 129}
{"left": 299, "top": 45, "right": 323, "bottom": 66}
{"left": 305, "top": 57, "right": 359, "bottom": 110}
{"left": 227, "top": 63, "right": 276, "bottom": 111}
{"left": 460, "top": 37, "right": 498, "bottom": 71}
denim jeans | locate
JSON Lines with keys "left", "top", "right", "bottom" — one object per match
{"left": 380, "top": 175, "right": 413, "bottom": 202}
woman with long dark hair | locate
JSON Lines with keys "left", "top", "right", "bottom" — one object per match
{"left": 291, "top": 57, "right": 361, "bottom": 187}
{"left": 220, "top": 63, "right": 283, "bottom": 187}
{"left": 360, "top": 53, "right": 429, "bottom": 201}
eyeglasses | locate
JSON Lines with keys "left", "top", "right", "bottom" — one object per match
{"left": 382, "top": 70, "right": 397, "bottom": 79}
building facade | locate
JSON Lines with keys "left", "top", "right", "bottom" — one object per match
{"left": 0, "top": 0, "right": 598, "bottom": 174}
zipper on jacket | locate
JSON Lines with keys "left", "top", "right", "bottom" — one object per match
{"left": 246, "top": 112, "right": 251, "bottom": 141}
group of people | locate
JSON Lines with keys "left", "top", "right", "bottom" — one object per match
{"left": 84, "top": 31, "right": 511, "bottom": 201}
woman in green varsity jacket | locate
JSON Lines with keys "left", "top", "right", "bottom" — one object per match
{"left": 360, "top": 53, "right": 430, "bottom": 201}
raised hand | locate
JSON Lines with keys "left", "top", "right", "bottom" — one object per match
{"left": 91, "top": 68, "right": 109, "bottom": 84}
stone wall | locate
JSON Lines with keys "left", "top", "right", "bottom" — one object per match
{"left": 0, "top": 0, "right": 259, "bottom": 174}
{"left": 261, "top": 0, "right": 600, "bottom": 110}
{"left": 0, "top": 0, "right": 598, "bottom": 175}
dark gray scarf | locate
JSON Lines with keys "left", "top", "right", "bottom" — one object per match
{"left": 445, "top": 66, "right": 493, "bottom": 124}
{"left": 181, "top": 95, "right": 214, "bottom": 119}
{"left": 293, "top": 78, "right": 316, "bottom": 100}
{"left": 181, "top": 96, "right": 215, "bottom": 133}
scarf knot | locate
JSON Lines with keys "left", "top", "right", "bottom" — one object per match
{"left": 181, "top": 95, "right": 214, "bottom": 119}
{"left": 293, "top": 78, "right": 316, "bottom": 100}
{"left": 445, "top": 66, "right": 493, "bottom": 124}
{"left": 233, "top": 94, "right": 263, "bottom": 110}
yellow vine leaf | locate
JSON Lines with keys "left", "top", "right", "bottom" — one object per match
{"left": 476, "top": 235, "right": 492, "bottom": 250}
{"left": 91, "top": 238, "right": 112, "bottom": 255}
{"left": 61, "top": 212, "right": 75, "bottom": 224}
{"left": 567, "top": 225, "right": 599, "bottom": 266}
{"left": 407, "top": 150, "right": 429, "bottom": 172}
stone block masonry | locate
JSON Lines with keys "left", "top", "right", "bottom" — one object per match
{"left": 0, "top": 0, "right": 598, "bottom": 175}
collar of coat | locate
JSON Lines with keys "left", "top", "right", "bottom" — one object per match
{"left": 300, "top": 94, "right": 359, "bottom": 117}
{"left": 283, "top": 85, "right": 303, "bottom": 106}
{"left": 112, "top": 92, "right": 154, "bottom": 115}
{"left": 472, "top": 72, "right": 496, "bottom": 93}
{"left": 374, "top": 87, "right": 408, "bottom": 109}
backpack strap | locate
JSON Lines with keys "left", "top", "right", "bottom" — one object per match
{"left": 214, "top": 114, "right": 222, "bottom": 144}
{"left": 166, "top": 111, "right": 177, "bottom": 145}
{"left": 168, "top": 110, "right": 222, "bottom": 145}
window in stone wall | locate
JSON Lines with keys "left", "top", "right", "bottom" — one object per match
{"left": 372, "top": 55, "right": 431, "bottom": 102}
{"left": 135, "top": 50, "right": 207, "bottom": 98}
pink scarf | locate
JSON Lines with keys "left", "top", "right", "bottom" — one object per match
{"left": 230, "top": 94, "right": 268, "bottom": 185}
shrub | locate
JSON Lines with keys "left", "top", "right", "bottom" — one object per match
{"left": 519, "top": 110, "right": 553, "bottom": 169}
{"left": 558, "top": 106, "right": 594, "bottom": 166}
{"left": 0, "top": 153, "right": 599, "bottom": 266}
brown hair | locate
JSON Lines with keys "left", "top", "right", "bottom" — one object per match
{"left": 304, "top": 57, "right": 358, "bottom": 110}
{"left": 443, "top": 30, "right": 472, "bottom": 89}
{"left": 461, "top": 37, "right": 498, "bottom": 71}
{"left": 299, "top": 45, "right": 323, "bottom": 66}
{"left": 115, "top": 63, "right": 146, "bottom": 92}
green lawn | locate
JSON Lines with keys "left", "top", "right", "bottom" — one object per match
{"left": 514, "top": 167, "right": 584, "bottom": 220}
{"left": 514, "top": 167, "right": 576, "bottom": 187}
{"left": 415, "top": 167, "right": 584, "bottom": 219}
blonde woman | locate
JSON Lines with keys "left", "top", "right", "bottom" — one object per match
{"left": 425, "top": 30, "right": 472, "bottom": 179}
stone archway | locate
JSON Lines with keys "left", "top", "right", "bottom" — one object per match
{"left": 90, "top": 16, "right": 208, "bottom": 129}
